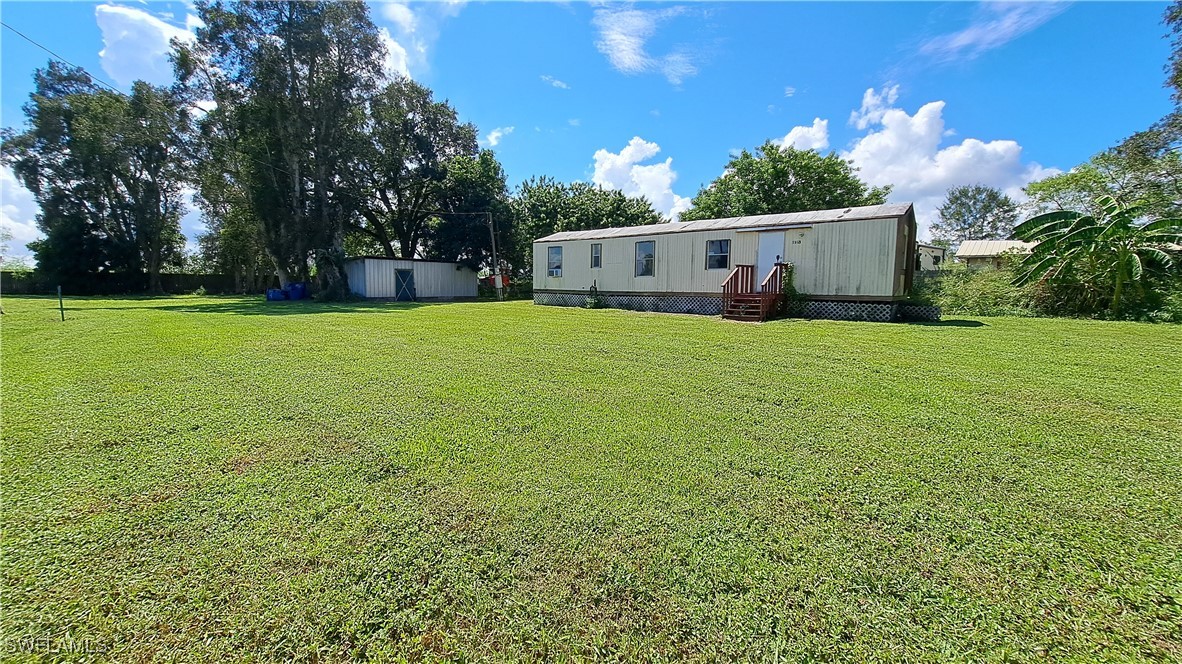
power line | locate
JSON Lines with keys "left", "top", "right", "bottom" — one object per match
{"left": 1, "top": 21, "right": 124, "bottom": 95}
{"left": 1, "top": 19, "right": 297, "bottom": 179}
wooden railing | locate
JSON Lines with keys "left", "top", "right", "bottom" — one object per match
{"left": 722, "top": 264, "right": 756, "bottom": 310}
{"left": 723, "top": 264, "right": 755, "bottom": 294}
{"left": 760, "top": 263, "right": 785, "bottom": 294}
{"left": 722, "top": 263, "right": 786, "bottom": 321}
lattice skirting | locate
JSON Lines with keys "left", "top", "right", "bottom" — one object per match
{"left": 800, "top": 300, "right": 894, "bottom": 322}
{"left": 800, "top": 301, "right": 942, "bottom": 322}
{"left": 533, "top": 291, "right": 723, "bottom": 315}
{"left": 533, "top": 291, "right": 940, "bottom": 322}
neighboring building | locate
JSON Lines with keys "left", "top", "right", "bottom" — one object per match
{"left": 532, "top": 203, "right": 935, "bottom": 322}
{"left": 344, "top": 257, "right": 478, "bottom": 300}
{"left": 955, "top": 240, "right": 1036, "bottom": 269}
{"left": 916, "top": 243, "right": 946, "bottom": 271}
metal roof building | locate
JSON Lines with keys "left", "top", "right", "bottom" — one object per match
{"left": 537, "top": 204, "right": 915, "bottom": 242}
{"left": 344, "top": 257, "right": 477, "bottom": 300}
{"left": 955, "top": 240, "right": 1036, "bottom": 258}
{"left": 532, "top": 203, "right": 930, "bottom": 322}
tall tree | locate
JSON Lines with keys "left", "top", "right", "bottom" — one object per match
{"left": 1110, "top": 2, "right": 1182, "bottom": 205}
{"left": 177, "top": 0, "right": 386, "bottom": 298}
{"left": 1024, "top": 150, "right": 1181, "bottom": 222}
{"left": 425, "top": 149, "right": 513, "bottom": 271}
{"left": 680, "top": 143, "right": 890, "bottom": 222}
{"left": 2, "top": 63, "right": 188, "bottom": 291}
{"left": 511, "top": 177, "right": 662, "bottom": 272}
{"left": 931, "top": 184, "right": 1019, "bottom": 248}
{"left": 343, "top": 77, "right": 479, "bottom": 259}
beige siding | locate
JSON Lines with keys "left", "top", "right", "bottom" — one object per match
{"left": 348, "top": 259, "right": 477, "bottom": 299}
{"left": 792, "top": 219, "right": 899, "bottom": 297}
{"left": 534, "top": 230, "right": 756, "bottom": 294}
{"left": 534, "top": 217, "right": 904, "bottom": 299}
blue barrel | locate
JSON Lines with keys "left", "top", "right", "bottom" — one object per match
{"left": 287, "top": 282, "right": 308, "bottom": 300}
{"left": 266, "top": 288, "right": 287, "bottom": 301}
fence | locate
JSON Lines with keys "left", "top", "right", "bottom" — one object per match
{"left": 0, "top": 271, "right": 256, "bottom": 296}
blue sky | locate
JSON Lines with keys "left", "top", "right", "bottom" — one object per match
{"left": 1, "top": 1, "right": 1175, "bottom": 258}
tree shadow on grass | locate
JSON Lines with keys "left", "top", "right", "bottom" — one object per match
{"left": 61, "top": 298, "right": 474, "bottom": 316}
{"left": 904, "top": 319, "right": 987, "bottom": 328}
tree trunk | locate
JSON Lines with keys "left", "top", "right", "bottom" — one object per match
{"left": 275, "top": 264, "right": 291, "bottom": 289}
{"left": 1112, "top": 266, "right": 1125, "bottom": 315}
{"left": 148, "top": 264, "right": 163, "bottom": 294}
{"left": 315, "top": 238, "right": 350, "bottom": 301}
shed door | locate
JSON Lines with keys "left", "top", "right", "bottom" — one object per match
{"left": 394, "top": 269, "right": 416, "bottom": 301}
{"left": 757, "top": 232, "right": 784, "bottom": 283}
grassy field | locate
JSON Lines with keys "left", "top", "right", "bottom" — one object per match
{"left": 2, "top": 295, "right": 1180, "bottom": 662}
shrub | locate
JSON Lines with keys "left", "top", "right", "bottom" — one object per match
{"left": 913, "top": 262, "right": 1037, "bottom": 317}
{"left": 914, "top": 259, "right": 1182, "bottom": 322}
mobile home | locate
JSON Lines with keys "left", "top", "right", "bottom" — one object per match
{"left": 533, "top": 203, "right": 936, "bottom": 322}
{"left": 344, "top": 257, "right": 477, "bottom": 300}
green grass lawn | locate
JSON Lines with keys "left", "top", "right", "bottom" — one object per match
{"left": 2, "top": 296, "right": 1180, "bottom": 662}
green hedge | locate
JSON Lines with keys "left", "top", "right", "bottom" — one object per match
{"left": 912, "top": 262, "right": 1182, "bottom": 322}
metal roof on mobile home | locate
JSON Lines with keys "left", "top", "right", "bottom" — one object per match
{"left": 955, "top": 240, "right": 1036, "bottom": 258}
{"left": 534, "top": 203, "right": 914, "bottom": 243}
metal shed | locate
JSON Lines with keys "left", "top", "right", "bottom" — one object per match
{"left": 532, "top": 203, "right": 932, "bottom": 322}
{"left": 344, "top": 257, "right": 478, "bottom": 300}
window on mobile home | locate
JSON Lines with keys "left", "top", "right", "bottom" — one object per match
{"left": 591, "top": 243, "right": 602, "bottom": 269}
{"left": 706, "top": 239, "right": 730, "bottom": 270}
{"left": 635, "top": 240, "right": 655, "bottom": 277}
{"left": 547, "top": 246, "right": 563, "bottom": 277}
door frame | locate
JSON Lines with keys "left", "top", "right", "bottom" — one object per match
{"left": 394, "top": 269, "right": 416, "bottom": 301}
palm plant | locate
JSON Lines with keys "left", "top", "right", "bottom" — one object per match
{"left": 1012, "top": 195, "right": 1182, "bottom": 314}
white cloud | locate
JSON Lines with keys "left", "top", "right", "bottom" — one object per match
{"left": 1, "top": 168, "right": 43, "bottom": 261}
{"left": 849, "top": 84, "right": 900, "bottom": 130}
{"left": 378, "top": 27, "right": 411, "bottom": 78}
{"left": 592, "top": 137, "right": 691, "bottom": 220}
{"left": 838, "top": 90, "right": 1059, "bottom": 239}
{"left": 482, "top": 126, "right": 514, "bottom": 147}
{"left": 95, "top": 3, "right": 196, "bottom": 86}
{"left": 376, "top": 1, "right": 465, "bottom": 78}
{"left": 382, "top": 3, "right": 417, "bottom": 34}
{"left": 773, "top": 118, "right": 829, "bottom": 151}
{"left": 568, "top": 118, "right": 581, "bottom": 127}
{"left": 191, "top": 99, "right": 217, "bottom": 116}
{"left": 541, "top": 75, "right": 570, "bottom": 89}
{"left": 920, "top": 2, "right": 1068, "bottom": 63}
{"left": 784, "top": 86, "right": 796, "bottom": 97}
{"left": 592, "top": 7, "right": 698, "bottom": 85}
{"left": 184, "top": 13, "right": 204, "bottom": 33}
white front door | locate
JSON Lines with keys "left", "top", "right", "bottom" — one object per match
{"left": 757, "top": 232, "right": 784, "bottom": 283}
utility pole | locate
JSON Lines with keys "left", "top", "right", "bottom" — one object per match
{"left": 486, "top": 211, "right": 504, "bottom": 301}
{"left": 429, "top": 209, "right": 505, "bottom": 301}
